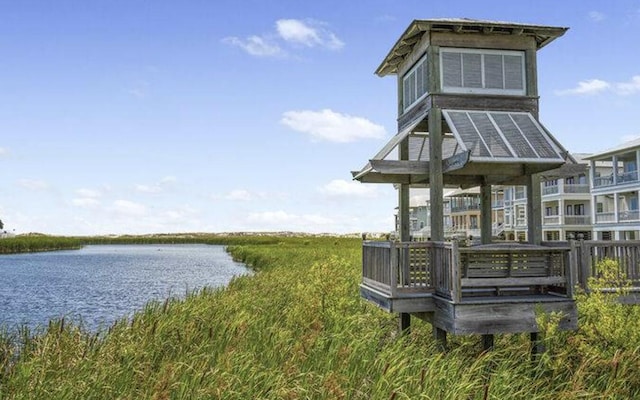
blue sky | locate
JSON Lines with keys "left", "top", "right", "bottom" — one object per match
{"left": 1, "top": 0, "right": 640, "bottom": 235}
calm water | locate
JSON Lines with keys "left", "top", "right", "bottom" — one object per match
{"left": 0, "top": 244, "right": 249, "bottom": 332}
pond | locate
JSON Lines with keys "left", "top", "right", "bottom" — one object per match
{"left": 0, "top": 244, "right": 249, "bottom": 332}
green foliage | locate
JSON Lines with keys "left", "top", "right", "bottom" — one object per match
{"left": 0, "top": 236, "right": 639, "bottom": 398}
{"left": 0, "top": 236, "right": 82, "bottom": 254}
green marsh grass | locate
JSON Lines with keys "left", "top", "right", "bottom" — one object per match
{"left": 0, "top": 236, "right": 639, "bottom": 398}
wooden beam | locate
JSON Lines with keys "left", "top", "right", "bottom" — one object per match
{"left": 369, "top": 160, "right": 429, "bottom": 175}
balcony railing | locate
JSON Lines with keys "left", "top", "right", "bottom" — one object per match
{"left": 594, "top": 171, "right": 639, "bottom": 187}
{"left": 543, "top": 215, "right": 560, "bottom": 225}
{"left": 451, "top": 204, "right": 480, "bottom": 213}
{"left": 563, "top": 184, "right": 590, "bottom": 194}
{"left": 564, "top": 215, "right": 591, "bottom": 225}
{"left": 617, "top": 170, "right": 639, "bottom": 184}
{"left": 594, "top": 175, "right": 614, "bottom": 187}
{"left": 542, "top": 186, "right": 559, "bottom": 195}
{"left": 619, "top": 210, "right": 640, "bottom": 221}
{"left": 595, "top": 212, "right": 616, "bottom": 223}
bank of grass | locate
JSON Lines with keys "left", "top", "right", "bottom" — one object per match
{"left": 0, "top": 235, "right": 639, "bottom": 398}
{"left": 0, "top": 235, "right": 82, "bottom": 254}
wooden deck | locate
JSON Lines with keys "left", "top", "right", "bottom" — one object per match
{"left": 361, "top": 240, "right": 581, "bottom": 334}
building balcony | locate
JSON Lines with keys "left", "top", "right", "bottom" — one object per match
{"left": 619, "top": 209, "right": 640, "bottom": 222}
{"left": 450, "top": 204, "right": 480, "bottom": 213}
{"left": 543, "top": 186, "right": 559, "bottom": 195}
{"left": 564, "top": 215, "right": 591, "bottom": 225}
{"left": 543, "top": 215, "right": 591, "bottom": 226}
{"left": 595, "top": 212, "right": 616, "bottom": 223}
{"left": 594, "top": 170, "right": 639, "bottom": 188}
{"left": 563, "top": 184, "right": 590, "bottom": 194}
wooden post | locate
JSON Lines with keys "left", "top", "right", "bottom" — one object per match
{"left": 530, "top": 332, "right": 545, "bottom": 357}
{"left": 480, "top": 183, "right": 492, "bottom": 245}
{"left": 451, "top": 240, "right": 461, "bottom": 303}
{"left": 527, "top": 173, "right": 542, "bottom": 245}
{"left": 398, "top": 131, "right": 411, "bottom": 333}
{"left": 482, "top": 334, "right": 494, "bottom": 351}
{"left": 429, "top": 107, "right": 444, "bottom": 242}
{"left": 434, "top": 327, "right": 447, "bottom": 350}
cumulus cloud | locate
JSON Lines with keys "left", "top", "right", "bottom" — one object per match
{"left": 222, "top": 35, "right": 285, "bottom": 57}
{"left": 17, "top": 179, "right": 49, "bottom": 191}
{"left": 555, "top": 79, "right": 611, "bottom": 95}
{"left": 111, "top": 200, "right": 147, "bottom": 216}
{"left": 225, "top": 189, "right": 253, "bottom": 201}
{"left": 588, "top": 11, "right": 605, "bottom": 22}
{"left": 615, "top": 75, "right": 640, "bottom": 95}
{"left": 281, "top": 109, "right": 386, "bottom": 143}
{"left": 72, "top": 198, "right": 101, "bottom": 208}
{"left": 76, "top": 188, "right": 101, "bottom": 198}
{"left": 222, "top": 18, "right": 343, "bottom": 58}
{"left": 135, "top": 176, "right": 177, "bottom": 194}
{"left": 319, "top": 179, "right": 378, "bottom": 198}
{"left": 276, "top": 19, "right": 344, "bottom": 50}
{"left": 556, "top": 76, "right": 640, "bottom": 96}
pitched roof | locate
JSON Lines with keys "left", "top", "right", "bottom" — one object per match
{"left": 376, "top": 18, "right": 568, "bottom": 76}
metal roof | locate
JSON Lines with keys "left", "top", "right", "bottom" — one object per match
{"left": 376, "top": 18, "right": 568, "bottom": 76}
{"left": 583, "top": 137, "right": 640, "bottom": 160}
{"left": 352, "top": 109, "right": 572, "bottom": 187}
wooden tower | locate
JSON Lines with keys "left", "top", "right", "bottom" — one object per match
{"left": 353, "top": 19, "right": 577, "bottom": 348}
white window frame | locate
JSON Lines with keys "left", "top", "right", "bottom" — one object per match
{"left": 401, "top": 54, "right": 428, "bottom": 112}
{"left": 440, "top": 47, "right": 526, "bottom": 96}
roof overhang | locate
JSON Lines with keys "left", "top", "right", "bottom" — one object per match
{"left": 352, "top": 109, "right": 574, "bottom": 188}
{"left": 376, "top": 18, "right": 568, "bottom": 76}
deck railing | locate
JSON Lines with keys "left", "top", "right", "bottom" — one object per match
{"left": 571, "top": 240, "right": 640, "bottom": 288}
{"left": 362, "top": 241, "right": 572, "bottom": 303}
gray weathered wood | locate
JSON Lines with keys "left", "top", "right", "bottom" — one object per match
{"left": 429, "top": 107, "right": 444, "bottom": 241}
{"left": 480, "top": 183, "right": 492, "bottom": 244}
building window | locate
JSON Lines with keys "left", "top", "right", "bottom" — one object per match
{"left": 402, "top": 55, "right": 429, "bottom": 111}
{"left": 574, "top": 204, "right": 585, "bottom": 215}
{"left": 441, "top": 48, "right": 525, "bottom": 95}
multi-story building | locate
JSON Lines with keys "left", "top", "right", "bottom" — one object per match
{"left": 540, "top": 154, "right": 593, "bottom": 240}
{"left": 585, "top": 138, "right": 640, "bottom": 240}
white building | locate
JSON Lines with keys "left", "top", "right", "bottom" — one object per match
{"left": 585, "top": 138, "right": 640, "bottom": 240}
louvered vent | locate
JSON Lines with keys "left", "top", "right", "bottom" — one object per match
{"left": 442, "top": 110, "right": 564, "bottom": 161}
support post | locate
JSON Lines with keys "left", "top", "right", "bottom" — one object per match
{"left": 429, "top": 107, "right": 444, "bottom": 241}
{"left": 397, "top": 131, "right": 411, "bottom": 333}
{"left": 482, "top": 334, "right": 494, "bottom": 351}
{"left": 480, "top": 183, "right": 492, "bottom": 245}
{"left": 530, "top": 332, "right": 545, "bottom": 357}
{"left": 399, "top": 313, "right": 411, "bottom": 333}
{"left": 527, "top": 173, "right": 542, "bottom": 245}
{"left": 434, "top": 327, "right": 447, "bottom": 350}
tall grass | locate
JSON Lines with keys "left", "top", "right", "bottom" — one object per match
{"left": 0, "top": 236, "right": 82, "bottom": 254}
{"left": 0, "top": 236, "right": 639, "bottom": 398}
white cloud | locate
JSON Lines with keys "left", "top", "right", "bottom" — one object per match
{"left": 276, "top": 19, "right": 344, "bottom": 50}
{"left": 222, "top": 35, "right": 285, "bottom": 57}
{"left": 555, "top": 76, "right": 640, "bottom": 96}
{"left": 17, "top": 179, "right": 49, "bottom": 191}
{"left": 111, "top": 200, "right": 147, "bottom": 216}
{"left": 72, "top": 198, "right": 101, "bottom": 208}
{"left": 225, "top": 189, "right": 253, "bottom": 201}
{"left": 319, "top": 179, "right": 378, "bottom": 198}
{"left": 0, "top": 147, "right": 8, "bottom": 157}
{"left": 223, "top": 18, "right": 343, "bottom": 58}
{"left": 76, "top": 188, "right": 101, "bottom": 198}
{"left": 588, "top": 11, "right": 605, "bottom": 22}
{"left": 281, "top": 109, "right": 386, "bottom": 143}
{"left": 615, "top": 75, "right": 640, "bottom": 95}
{"left": 555, "top": 79, "right": 611, "bottom": 96}
{"left": 135, "top": 176, "right": 177, "bottom": 194}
